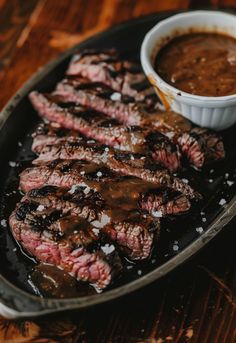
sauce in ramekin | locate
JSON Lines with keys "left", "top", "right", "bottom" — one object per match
{"left": 155, "top": 32, "right": 236, "bottom": 97}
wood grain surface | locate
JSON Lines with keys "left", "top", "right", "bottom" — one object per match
{"left": 0, "top": 1, "right": 236, "bottom": 342}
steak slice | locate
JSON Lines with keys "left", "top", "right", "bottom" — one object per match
{"left": 29, "top": 92, "right": 181, "bottom": 171}
{"left": 140, "top": 189, "right": 191, "bottom": 216}
{"left": 32, "top": 140, "right": 199, "bottom": 200}
{"left": 19, "top": 160, "right": 191, "bottom": 216}
{"left": 32, "top": 122, "right": 84, "bottom": 153}
{"left": 178, "top": 128, "right": 226, "bottom": 168}
{"left": 66, "top": 49, "right": 155, "bottom": 103}
{"left": 20, "top": 185, "right": 160, "bottom": 260}
{"left": 152, "top": 113, "right": 225, "bottom": 168}
{"left": 54, "top": 76, "right": 151, "bottom": 126}
{"left": 10, "top": 199, "right": 122, "bottom": 290}
{"left": 52, "top": 77, "right": 225, "bottom": 168}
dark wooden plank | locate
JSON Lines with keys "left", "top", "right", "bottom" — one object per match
{"left": 0, "top": 0, "right": 39, "bottom": 74}
{"left": 0, "top": 0, "right": 189, "bottom": 109}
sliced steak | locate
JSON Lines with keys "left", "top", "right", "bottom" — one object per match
{"left": 10, "top": 200, "right": 122, "bottom": 290}
{"left": 178, "top": 128, "right": 226, "bottom": 168}
{"left": 54, "top": 76, "right": 152, "bottom": 126}
{"left": 140, "top": 188, "right": 191, "bottom": 216}
{"left": 20, "top": 185, "right": 160, "bottom": 260}
{"left": 66, "top": 49, "right": 155, "bottom": 103}
{"left": 29, "top": 92, "right": 181, "bottom": 171}
{"left": 150, "top": 112, "right": 225, "bottom": 168}
{"left": 19, "top": 160, "right": 191, "bottom": 216}
{"left": 32, "top": 122, "right": 84, "bottom": 153}
{"left": 31, "top": 142, "right": 199, "bottom": 200}
{"left": 52, "top": 77, "right": 225, "bottom": 168}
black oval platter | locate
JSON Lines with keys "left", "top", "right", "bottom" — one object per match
{"left": 0, "top": 10, "right": 236, "bottom": 318}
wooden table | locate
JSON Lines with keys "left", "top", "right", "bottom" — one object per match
{"left": 0, "top": 1, "right": 236, "bottom": 342}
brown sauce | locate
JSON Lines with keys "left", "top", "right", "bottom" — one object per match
{"left": 75, "top": 162, "right": 159, "bottom": 223}
{"left": 29, "top": 263, "right": 96, "bottom": 298}
{"left": 155, "top": 33, "right": 236, "bottom": 97}
{"left": 97, "top": 178, "right": 157, "bottom": 223}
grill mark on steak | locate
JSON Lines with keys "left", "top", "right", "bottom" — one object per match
{"left": 151, "top": 114, "right": 225, "bottom": 168}
{"left": 178, "top": 128, "right": 226, "bottom": 168}
{"left": 31, "top": 138, "right": 199, "bottom": 200}
{"left": 32, "top": 122, "right": 84, "bottom": 153}
{"left": 54, "top": 76, "right": 151, "bottom": 126}
{"left": 19, "top": 160, "right": 191, "bottom": 216}
{"left": 66, "top": 49, "right": 155, "bottom": 103}
{"left": 140, "top": 189, "right": 191, "bottom": 216}
{"left": 29, "top": 93, "right": 181, "bottom": 171}
{"left": 10, "top": 202, "right": 122, "bottom": 290}
{"left": 52, "top": 77, "right": 225, "bottom": 168}
{"left": 19, "top": 185, "right": 160, "bottom": 260}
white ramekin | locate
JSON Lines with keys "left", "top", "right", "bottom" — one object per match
{"left": 141, "top": 10, "right": 236, "bottom": 131}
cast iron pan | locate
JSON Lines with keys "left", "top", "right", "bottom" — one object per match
{"left": 0, "top": 10, "right": 236, "bottom": 318}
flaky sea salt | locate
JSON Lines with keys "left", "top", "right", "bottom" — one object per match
{"left": 182, "top": 178, "right": 189, "bottom": 184}
{"left": 110, "top": 92, "right": 121, "bottom": 101}
{"left": 92, "top": 213, "right": 110, "bottom": 228}
{"left": 37, "top": 205, "right": 45, "bottom": 212}
{"left": 101, "top": 244, "right": 115, "bottom": 255}
{"left": 196, "top": 227, "right": 203, "bottom": 234}
{"left": 83, "top": 186, "right": 90, "bottom": 195}
{"left": 137, "top": 270, "right": 142, "bottom": 276}
{"left": 202, "top": 217, "right": 207, "bottom": 222}
{"left": 126, "top": 265, "right": 133, "bottom": 270}
{"left": 92, "top": 228, "right": 100, "bottom": 236}
{"left": 104, "top": 147, "right": 109, "bottom": 152}
{"left": 208, "top": 179, "right": 213, "bottom": 183}
{"left": 210, "top": 169, "right": 214, "bottom": 174}
{"left": 173, "top": 244, "right": 179, "bottom": 252}
{"left": 219, "top": 198, "right": 226, "bottom": 206}
{"left": 227, "top": 180, "right": 234, "bottom": 187}
{"left": 225, "top": 173, "right": 229, "bottom": 179}
{"left": 0, "top": 219, "right": 7, "bottom": 228}
{"left": 152, "top": 210, "right": 163, "bottom": 218}
{"left": 80, "top": 171, "right": 85, "bottom": 175}
{"left": 131, "top": 135, "right": 139, "bottom": 145}
{"left": 68, "top": 185, "right": 78, "bottom": 194}
{"left": 9, "top": 161, "right": 17, "bottom": 167}
{"left": 17, "top": 141, "right": 22, "bottom": 147}
{"left": 101, "top": 152, "right": 108, "bottom": 163}
{"left": 96, "top": 171, "right": 102, "bottom": 177}
{"left": 165, "top": 131, "right": 175, "bottom": 139}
